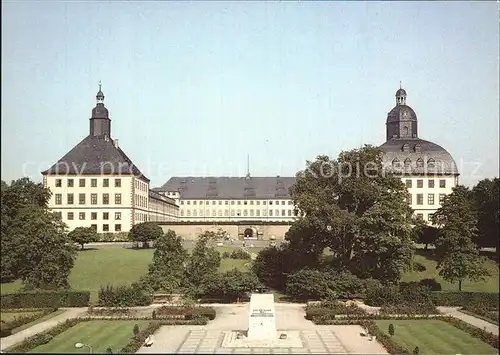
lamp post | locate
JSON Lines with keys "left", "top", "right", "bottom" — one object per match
{"left": 75, "top": 342, "right": 92, "bottom": 353}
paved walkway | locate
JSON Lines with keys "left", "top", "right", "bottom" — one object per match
{"left": 437, "top": 306, "right": 499, "bottom": 335}
{"left": 0, "top": 307, "right": 87, "bottom": 351}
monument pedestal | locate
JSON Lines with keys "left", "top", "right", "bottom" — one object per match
{"left": 247, "top": 293, "right": 276, "bottom": 340}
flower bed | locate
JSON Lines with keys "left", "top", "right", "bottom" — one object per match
{"left": 305, "top": 301, "right": 367, "bottom": 320}
{"left": 379, "top": 303, "right": 438, "bottom": 316}
{"left": 460, "top": 306, "right": 499, "bottom": 325}
{"left": 153, "top": 306, "right": 216, "bottom": 320}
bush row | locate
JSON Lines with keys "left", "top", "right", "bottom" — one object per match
{"left": 460, "top": 305, "right": 499, "bottom": 325}
{"left": 305, "top": 301, "right": 367, "bottom": 320}
{"left": 442, "top": 316, "right": 499, "bottom": 349}
{"left": 98, "top": 284, "right": 153, "bottom": 307}
{"left": 430, "top": 292, "right": 499, "bottom": 308}
{"left": 379, "top": 304, "right": 438, "bottom": 315}
{"left": 312, "top": 314, "right": 447, "bottom": 323}
{"left": 87, "top": 307, "right": 132, "bottom": 316}
{"left": 2, "top": 308, "right": 57, "bottom": 332}
{"left": 152, "top": 306, "right": 216, "bottom": 320}
{"left": 1, "top": 291, "right": 90, "bottom": 308}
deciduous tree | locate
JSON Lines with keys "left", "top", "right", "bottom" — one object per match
{"left": 472, "top": 178, "right": 499, "bottom": 248}
{"left": 128, "top": 222, "right": 163, "bottom": 248}
{"left": 68, "top": 226, "right": 99, "bottom": 250}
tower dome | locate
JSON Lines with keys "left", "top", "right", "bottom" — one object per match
{"left": 386, "top": 86, "right": 418, "bottom": 140}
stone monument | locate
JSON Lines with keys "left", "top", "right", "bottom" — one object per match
{"left": 221, "top": 292, "right": 303, "bottom": 348}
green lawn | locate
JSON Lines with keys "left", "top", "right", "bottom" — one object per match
{"left": 29, "top": 320, "right": 150, "bottom": 353}
{"left": 402, "top": 252, "right": 499, "bottom": 292}
{"left": 1, "top": 309, "right": 65, "bottom": 334}
{"left": 0, "top": 245, "right": 256, "bottom": 302}
{"left": 375, "top": 320, "right": 498, "bottom": 354}
{"left": 1, "top": 311, "right": 43, "bottom": 323}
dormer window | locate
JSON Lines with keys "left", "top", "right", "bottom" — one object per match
{"left": 402, "top": 143, "right": 410, "bottom": 152}
{"left": 427, "top": 158, "right": 436, "bottom": 168}
{"left": 416, "top": 158, "right": 424, "bottom": 168}
{"left": 392, "top": 158, "right": 401, "bottom": 168}
{"left": 404, "top": 158, "right": 411, "bottom": 168}
{"left": 414, "top": 144, "right": 421, "bottom": 153}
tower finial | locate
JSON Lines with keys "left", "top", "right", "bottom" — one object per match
{"left": 400, "top": 80, "right": 402, "bottom": 89}
{"left": 98, "top": 80, "right": 102, "bottom": 91}
{"left": 246, "top": 154, "right": 250, "bottom": 178}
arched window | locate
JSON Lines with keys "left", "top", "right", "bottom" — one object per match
{"left": 402, "top": 143, "right": 410, "bottom": 152}
{"left": 403, "top": 127, "right": 409, "bottom": 136}
{"left": 392, "top": 158, "right": 400, "bottom": 168}
{"left": 427, "top": 158, "right": 436, "bottom": 168}
{"left": 404, "top": 158, "right": 412, "bottom": 168}
{"left": 416, "top": 158, "right": 424, "bottom": 168}
{"left": 414, "top": 144, "right": 421, "bottom": 153}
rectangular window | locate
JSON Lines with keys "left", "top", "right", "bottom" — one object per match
{"left": 237, "top": 210, "right": 241, "bottom": 217}
{"left": 263, "top": 201, "right": 267, "bottom": 205}
{"left": 91, "top": 193, "right": 97, "bottom": 205}
{"left": 115, "top": 224, "right": 121, "bottom": 232}
{"left": 275, "top": 209, "right": 279, "bottom": 216}
{"left": 269, "top": 201, "right": 273, "bottom": 205}
{"left": 417, "top": 180, "right": 423, "bottom": 188}
{"left": 416, "top": 194, "right": 424, "bottom": 205}
{"left": 193, "top": 210, "right": 197, "bottom": 217}
{"left": 439, "top": 179, "right": 446, "bottom": 188}
{"left": 231, "top": 210, "right": 235, "bottom": 216}
{"left": 218, "top": 201, "right": 222, "bottom": 205}
{"left": 212, "top": 201, "right": 216, "bottom": 205}
{"left": 115, "top": 193, "right": 122, "bottom": 205}
{"left": 256, "top": 201, "right": 260, "bottom": 205}
{"left": 288, "top": 201, "right": 293, "bottom": 205}
{"left": 180, "top": 201, "right": 184, "bottom": 205}
{"left": 428, "top": 194, "right": 435, "bottom": 205}
{"left": 55, "top": 194, "right": 62, "bottom": 205}
{"left": 428, "top": 179, "right": 435, "bottom": 188}
{"left": 103, "top": 224, "right": 109, "bottom": 232}
{"left": 218, "top": 210, "right": 222, "bottom": 216}
{"left": 231, "top": 201, "right": 235, "bottom": 205}
{"left": 281, "top": 210, "right": 286, "bottom": 216}
{"left": 281, "top": 201, "right": 285, "bottom": 205}
{"left": 224, "top": 209, "right": 229, "bottom": 216}
{"left": 67, "top": 193, "right": 74, "bottom": 205}
{"left": 269, "top": 210, "right": 273, "bottom": 216}
{"left": 67, "top": 212, "right": 74, "bottom": 220}
{"left": 405, "top": 179, "right": 412, "bottom": 188}
{"left": 275, "top": 201, "right": 279, "bottom": 205}
{"left": 225, "top": 201, "right": 229, "bottom": 205}
{"left": 79, "top": 193, "right": 86, "bottom": 205}
{"left": 416, "top": 213, "right": 424, "bottom": 220}
{"left": 115, "top": 179, "right": 121, "bottom": 187}
{"left": 187, "top": 210, "right": 191, "bottom": 217}
{"left": 243, "top": 210, "right": 248, "bottom": 216}
{"left": 200, "top": 209, "right": 204, "bottom": 216}
{"left": 256, "top": 210, "right": 260, "bottom": 217}
{"left": 79, "top": 212, "right": 85, "bottom": 220}
{"left": 68, "top": 179, "right": 74, "bottom": 187}
{"left": 115, "top": 212, "right": 121, "bottom": 220}
{"left": 90, "top": 224, "right": 97, "bottom": 231}
{"left": 288, "top": 209, "right": 292, "bottom": 216}
{"left": 55, "top": 179, "right": 62, "bottom": 187}
{"left": 428, "top": 213, "right": 434, "bottom": 222}
{"left": 250, "top": 209, "right": 254, "bottom": 217}
{"left": 103, "top": 178, "right": 109, "bottom": 187}
{"left": 263, "top": 209, "right": 267, "bottom": 216}
{"left": 180, "top": 210, "right": 184, "bottom": 216}
{"left": 250, "top": 201, "right": 254, "bottom": 205}
{"left": 79, "top": 179, "right": 85, "bottom": 187}
{"left": 91, "top": 212, "right": 97, "bottom": 220}
{"left": 237, "top": 201, "right": 241, "bottom": 205}
{"left": 244, "top": 201, "right": 248, "bottom": 205}
{"left": 187, "top": 201, "right": 191, "bottom": 205}
{"left": 193, "top": 201, "right": 197, "bottom": 205}
{"left": 91, "top": 178, "right": 97, "bottom": 187}
{"left": 103, "top": 194, "right": 109, "bottom": 205}
{"left": 439, "top": 194, "right": 446, "bottom": 204}
{"left": 212, "top": 210, "right": 216, "bottom": 217}
{"left": 103, "top": 212, "right": 109, "bottom": 220}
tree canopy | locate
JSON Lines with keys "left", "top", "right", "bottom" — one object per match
{"left": 68, "top": 226, "right": 100, "bottom": 250}
{"left": 128, "top": 222, "right": 163, "bottom": 248}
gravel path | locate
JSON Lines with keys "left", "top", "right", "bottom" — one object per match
{"left": 437, "top": 306, "right": 499, "bottom": 335}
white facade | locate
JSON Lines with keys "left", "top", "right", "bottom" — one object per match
{"left": 44, "top": 174, "right": 179, "bottom": 233}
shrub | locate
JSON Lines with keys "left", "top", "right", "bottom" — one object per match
{"left": 418, "top": 278, "right": 442, "bottom": 291}
{"left": 87, "top": 307, "right": 132, "bottom": 316}
{"left": 413, "top": 346, "right": 420, "bottom": 354}
{"left": 106, "top": 347, "right": 113, "bottom": 354}
{"left": 412, "top": 262, "right": 426, "bottom": 272}
{"left": 121, "top": 321, "right": 163, "bottom": 354}
{"left": 380, "top": 304, "right": 438, "bottom": 315}
{"left": 305, "top": 301, "right": 367, "bottom": 320}
{"left": 1, "top": 290, "right": 90, "bottom": 308}
{"left": 222, "top": 251, "right": 230, "bottom": 259}
{"left": 230, "top": 249, "right": 251, "bottom": 260}
{"left": 133, "top": 324, "right": 140, "bottom": 336}
{"left": 430, "top": 292, "right": 499, "bottom": 308}
{"left": 186, "top": 307, "right": 216, "bottom": 320}
{"left": 154, "top": 306, "right": 216, "bottom": 320}
{"left": 0, "top": 321, "right": 13, "bottom": 338}
{"left": 364, "top": 284, "right": 400, "bottom": 306}
{"left": 3, "top": 308, "right": 57, "bottom": 329}
{"left": 98, "top": 284, "right": 153, "bottom": 307}
{"left": 388, "top": 323, "right": 394, "bottom": 336}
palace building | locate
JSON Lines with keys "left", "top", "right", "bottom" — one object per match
{"left": 42, "top": 86, "right": 179, "bottom": 233}
{"left": 379, "top": 87, "right": 459, "bottom": 222}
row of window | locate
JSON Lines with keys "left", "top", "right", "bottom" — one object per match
{"left": 89, "top": 224, "right": 121, "bottom": 232}
{"left": 134, "top": 179, "right": 148, "bottom": 192}
{"left": 136, "top": 212, "right": 148, "bottom": 222}
{"left": 405, "top": 179, "right": 446, "bottom": 189}
{"left": 180, "top": 200, "right": 293, "bottom": 206}
{"left": 61, "top": 211, "right": 122, "bottom": 220}
{"left": 416, "top": 213, "right": 434, "bottom": 222}
{"left": 408, "top": 193, "right": 446, "bottom": 205}
{"left": 393, "top": 158, "right": 436, "bottom": 168}
{"left": 180, "top": 209, "right": 297, "bottom": 217}
{"left": 55, "top": 178, "right": 122, "bottom": 188}
{"left": 55, "top": 193, "right": 122, "bottom": 205}
{"left": 135, "top": 194, "right": 148, "bottom": 208}
{"left": 149, "top": 201, "right": 178, "bottom": 216}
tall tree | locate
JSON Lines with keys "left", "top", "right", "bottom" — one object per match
{"left": 1, "top": 178, "right": 76, "bottom": 288}
{"left": 472, "top": 178, "right": 500, "bottom": 248}
{"left": 68, "top": 226, "right": 100, "bottom": 250}
{"left": 145, "top": 229, "right": 188, "bottom": 293}
{"left": 432, "top": 185, "right": 490, "bottom": 291}
{"left": 184, "top": 231, "right": 221, "bottom": 296}
{"left": 128, "top": 222, "right": 163, "bottom": 248}
{"left": 289, "top": 146, "right": 415, "bottom": 282}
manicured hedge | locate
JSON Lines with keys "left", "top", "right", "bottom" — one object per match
{"left": 2, "top": 308, "right": 58, "bottom": 330}
{"left": 305, "top": 302, "right": 367, "bottom": 320}
{"left": 152, "top": 306, "right": 216, "bottom": 320}
{"left": 430, "top": 292, "right": 499, "bottom": 308}
{"left": 98, "top": 284, "right": 153, "bottom": 307}
{"left": 1, "top": 291, "right": 90, "bottom": 308}
{"left": 379, "top": 304, "right": 438, "bottom": 316}
{"left": 460, "top": 306, "right": 499, "bottom": 325}
{"left": 120, "top": 321, "right": 163, "bottom": 354}
{"left": 442, "top": 316, "right": 499, "bottom": 349}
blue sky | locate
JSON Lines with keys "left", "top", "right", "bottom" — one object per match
{"left": 1, "top": 1, "right": 498, "bottom": 188}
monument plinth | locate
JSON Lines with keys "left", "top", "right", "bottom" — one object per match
{"left": 221, "top": 293, "right": 303, "bottom": 348}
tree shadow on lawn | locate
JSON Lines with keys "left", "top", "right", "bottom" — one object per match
{"left": 80, "top": 247, "right": 99, "bottom": 251}
{"left": 415, "top": 248, "right": 440, "bottom": 262}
